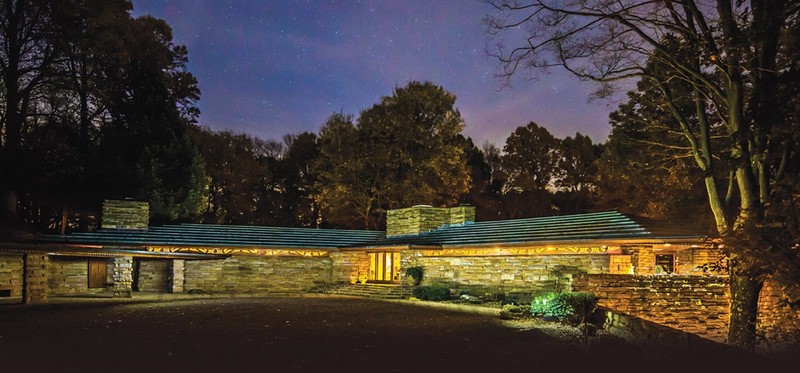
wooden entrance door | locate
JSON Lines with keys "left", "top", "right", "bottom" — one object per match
{"left": 88, "top": 259, "right": 108, "bottom": 288}
{"left": 368, "top": 252, "right": 400, "bottom": 283}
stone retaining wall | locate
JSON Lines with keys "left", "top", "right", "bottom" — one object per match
{"left": 184, "top": 256, "right": 331, "bottom": 293}
{"left": 0, "top": 254, "right": 23, "bottom": 299}
{"left": 573, "top": 274, "right": 730, "bottom": 342}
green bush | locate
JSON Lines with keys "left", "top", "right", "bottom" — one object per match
{"left": 405, "top": 266, "right": 423, "bottom": 286}
{"left": 530, "top": 292, "right": 599, "bottom": 326}
{"left": 412, "top": 285, "right": 451, "bottom": 301}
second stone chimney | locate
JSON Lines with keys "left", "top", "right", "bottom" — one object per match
{"left": 101, "top": 199, "right": 149, "bottom": 230}
{"left": 386, "top": 205, "right": 475, "bottom": 237}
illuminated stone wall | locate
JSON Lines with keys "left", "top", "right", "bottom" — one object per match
{"left": 404, "top": 250, "right": 609, "bottom": 295}
{"left": 330, "top": 251, "right": 370, "bottom": 284}
{"left": 0, "top": 255, "right": 23, "bottom": 299}
{"left": 756, "top": 279, "right": 800, "bottom": 355}
{"left": 183, "top": 256, "right": 331, "bottom": 293}
{"left": 24, "top": 254, "right": 49, "bottom": 303}
{"left": 136, "top": 259, "right": 169, "bottom": 292}
{"left": 47, "top": 257, "right": 106, "bottom": 295}
{"left": 573, "top": 274, "right": 799, "bottom": 353}
{"left": 573, "top": 274, "right": 730, "bottom": 342}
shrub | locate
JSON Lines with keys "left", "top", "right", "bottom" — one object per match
{"left": 405, "top": 266, "right": 423, "bottom": 286}
{"left": 412, "top": 285, "right": 451, "bottom": 301}
{"left": 530, "top": 292, "right": 599, "bottom": 326}
{"left": 499, "top": 304, "right": 531, "bottom": 320}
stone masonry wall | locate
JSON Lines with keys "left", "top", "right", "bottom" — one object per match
{"left": 756, "top": 279, "right": 800, "bottom": 355}
{"left": 137, "top": 259, "right": 169, "bottom": 292}
{"left": 329, "top": 251, "right": 370, "bottom": 284}
{"left": 47, "top": 257, "right": 101, "bottom": 295}
{"left": 184, "top": 256, "right": 331, "bottom": 293}
{"left": 0, "top": 255, "right": 23, "bottom": 299}
{"left": 112, "top": 256, "right": 133, "bottom": 297}
{"left": 24, "top": 254, "right": 49, "bottom": 303}
{"left": 169, "top": 259, "right": 185, "bottom": 293}
{"left": 405, "top": 252, "right": 609, "bottom": 296}
{"left": 102, "top": 199, "right": 149, "bottom": 229}
{"left": 573, "top": 274, "right": 799, "bottom": 354}
{"left": 573, "top": 274, "right": 730, "bottom": 342}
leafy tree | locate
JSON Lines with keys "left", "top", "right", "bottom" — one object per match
{"left": 486, "top": 0, "right": 800, "bottom": 349}
{"left": 0, "top": 0, "right": 58, "bottom": 220}
{"left": 273, "top": 132, "right": 320, "bottom": 227}
{"left": 556, "top": 133, "right": 601, "bottom": 193}
{"left": 192, "top": 128, "right": 272, "bottom": 224}
{"left": 501, "top": 121, "right": 558, "bottom": 193}
{"left": 315, "top": 82, "right": 471, "bottom": 229}
{"left": 1, "top": 0, "right": 204, "bottom": 229}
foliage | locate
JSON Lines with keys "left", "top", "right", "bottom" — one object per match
{"left": 405, "top": 266, "right": 423, "bottom": 286}
{"left": 499, "top": 304, "right": 530, "bottom": 320}
{"left": 530, "top": 292, "right": 599, "bottom": 327}
{"left": 412, "top": 285, "right": 451, "bottom": 301}
{"left": 486, "top": 0, "right": 800, "bottom": 349}
{"left": 0, "top": 0, "right": 204, "bottom": 228}
{"left": 315, "top": 81, "right": 471, "bottom": 229}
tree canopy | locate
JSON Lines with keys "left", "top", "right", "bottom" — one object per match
{"left": 315, "top": 82, "right": 471, "bottom": 229}
{"left": 486, "top": 0, "right": 800, "bottom": 349}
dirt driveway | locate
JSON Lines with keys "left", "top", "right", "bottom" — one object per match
{"left": 0, "top": 295, "right": 784, "bottom": 372}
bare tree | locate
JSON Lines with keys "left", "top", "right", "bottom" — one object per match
{"left": 485, "top": 0, "right": 799, "bottom": 350}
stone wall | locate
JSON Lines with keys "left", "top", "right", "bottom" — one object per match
{"left": 0, "top": 255, "right": 23, "bottom": 299}
{"left": 48, "top": 257, "right": 95, "bottom": 294}
{"left": 136, "top": 259, "right": 169, "bottom": 292}
{"left": 169, "top": 259, "right": 185, "bottom": 293}
{"left": 756, "top": 279, "right": 800, "bottom": 355}
{"left": 573, "top": 274, "right": 730, "bottom": 342}
{"left": 405, "top": 252, "right": 609, "bottom": 296}
{"left": 112, "top": 256, "right": 133, "bottom": 297}
{"left": 24, "top": 254, "right": 49, "bottom": 303}
{"left": 184, "top": 256, "right": 331, "bottom": 293}
{"left": 101, "top": 199, "right": 149, "bottom": 229}
{"left": 330, "top": 251, "right": 369, "bottom": 284}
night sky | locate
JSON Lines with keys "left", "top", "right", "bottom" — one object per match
{"left": 131, "top": 0, "right": 621, "bottom": 147}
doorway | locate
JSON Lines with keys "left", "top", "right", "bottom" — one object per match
{"left": 88, "top": 258, "right": 109, "bottom": 288}
{"left": 368, "top": 252, "right": 400, "bottom": 283}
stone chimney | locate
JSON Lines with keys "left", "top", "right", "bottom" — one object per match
{"left": 101, "top": 199, "right": 149, "bottom": 230}
{"left": 386, "top": 205, "right": 475, "bottom": 237}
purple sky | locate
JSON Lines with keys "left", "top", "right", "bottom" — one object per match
{"left": 131, "top": 0, "right": 623, "bottom": 147}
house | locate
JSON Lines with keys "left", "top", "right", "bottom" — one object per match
{"left": 1, "top": 199, "right": 797, "bottom": 351}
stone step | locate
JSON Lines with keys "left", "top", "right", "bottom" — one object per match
{"left": 326, "top": 284, "right": 411, "bottom": 300}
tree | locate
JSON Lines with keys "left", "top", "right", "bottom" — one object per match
{"left": 315, "top": 82, "right": 471, "bottom": 229}
{"left": 501, "top": 121, "right": 558, "bottom": 193}
{"left": 189, "top": 127, "right": 272, "bottom": 225}
{"left": 0, "top": 0, "right": 58, "bottom": 220}
{"left": 486, "top": 0, "right": 800, "bottom": 349}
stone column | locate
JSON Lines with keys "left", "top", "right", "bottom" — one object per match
{"left": 169, "top": 259, "right": 185, "bottom": 293}
{"left": 112, "top": 256, "right": 133, "bottom": 297}
{"left": 23, "top": 254, "right": 49, "bottom": 304}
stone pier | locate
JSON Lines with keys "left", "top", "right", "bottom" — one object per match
{"left": 23, "top": 254, "right": 49, "bottom": 304}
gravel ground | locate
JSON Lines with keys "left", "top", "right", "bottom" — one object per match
{"left": 0, "top": 295, "right": 787, "bottom": 372}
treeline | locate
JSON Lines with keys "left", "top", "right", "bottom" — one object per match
{"left": 1, "top": 1, "right": 713, "bottom": 233}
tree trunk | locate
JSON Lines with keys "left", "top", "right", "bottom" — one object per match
{"left": 727, "top": 259, "right": 764, "bottom": 351}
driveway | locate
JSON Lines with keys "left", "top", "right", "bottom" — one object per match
{"left": 0, "top": 295, "right": 783, "bottom": 372}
